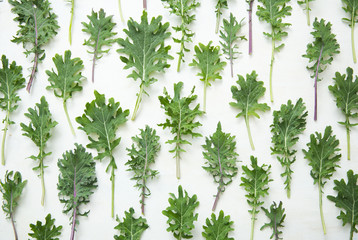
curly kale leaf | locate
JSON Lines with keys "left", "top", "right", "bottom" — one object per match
{"left": 302, "top": 18, "right": 340, "bottom": 121}
{"left": 257, "top": 0, "right": 292, "bottom": 102}
{"left": 297, "top": 0, "right": 316, "bottom": 25}
{"left": 0, "top": 171, "right": 27, "bottom": 240}
{"left": 126, "top": 125, "right": 160, "bottom": 215}
{"left": 219, "top": 13, "right": 246, "bottom": 77}
{"left": 82, "top": 8, "right": 117, "bottom": 82}
{"left": 329, "top": 67, "right": 358, "bottom": 160}
{"left": 9, "top": 0, "right": 59, "bottom": 92}
{"left": 341, "top": 0, "right": 358, "bottom": 62}
{"left": 241, "top": 156, "right": 272, "bottom": 240}
{"left": 261, "top": 201, "right": 286, "bottom": 240}
{"left": 162, "top": 185, "right": 199, "bottom": 239}
{"left": 76, "top": 90, "right": 129, "bottom": 218}
{"left": 190, "top": 41, "right": 226, "bottom": 112}
{"left": 117, "top": 10, "right": 173, "bottom": 120}
{"left": 230, "top": 71, "right": 270, "bottom": 150}
{"left": 202, "top": 210, "right": 234, "bottom": 240}
{"left": 161, "top": 0, "right": 200, "bottom": 72}
{"left": 46, "top": 50, "right": 84, "bottom": 136}
{"left": 57, "top": 144, "right": 97, "bottom": 240}
{"left": 270, "top": 98, "right": 307, "bottom": 198}
{"left": 302, "top": 126, "right": 341, "bottom": 234}
{"left": 328, "top": 170, "right": 358, "bottom": 240}
{"left": 114, "top": 208, "right": 149, "bottom": 240}
{"left": 158, "top": 81, "right": 203, "bottom": 179}
{"left": 20, "top": 96, "right": 57, "bottom": 206}
{"left": 202, "top": 122, "right": 238, "bottom": 211}
{"left": 28, "top": 214, "right": 63, "bottom": 240}
{"left": 214, "top": 0, "right": 228, "bottom": 33}
{"left": 0, "top": 55, "right": 25, "bottom": 165}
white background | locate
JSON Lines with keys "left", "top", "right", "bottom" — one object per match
{"left": 0, "top": 0, "right": 358, "bottom": 239}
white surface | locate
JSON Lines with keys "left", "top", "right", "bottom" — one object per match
{"left": 0, "top": 0, "right": 357, "bottom": 239}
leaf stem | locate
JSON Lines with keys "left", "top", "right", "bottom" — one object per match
{"left": 63, "top": 101, "right": 76, "bottom": 136}
{"left": 248, "top": 0, "right": 253, "bottom": 55}
{"left": 118, "top": 0, "right": 124, "bottom": 23}
{"left": 1, "top": 109, "right": 10, "bottom": 165}
{"left": 111, "top": 167, "right": 115, "bottom": 218}
{"left": 212, "top": 188, "right": 221, "bottom": 211}
{"left": 70, "top": 169, "right": 77, "bottom": 240}
{"left": 269, "top": 37, "right": 275, "bottom": 103}
{"left": 351, "top": 18, "right": 357, "bottom": 64}
{"left": 319, "top": 184, "right": 327, "bottom": 234}
{"left": 314, "top": 44, "right": 324, "bottom": 121}
{"left": 203, "top": 81, "right": 207, "bottom": 113}
{"left": 177, "top": 32, "right": 184, "bottom": 72}
{"left": 250, "top": 207, "right": 256, "bottom": 240}
{"left": 10, "top": 213, "right": 18, "bottom": 240}
{"left": 69, "top": 0, "right": 74, "bottom": 45}
{"left": 143, "top": 0, "right": 147, "bottom": 9}
{"left": 91, "top": 30, "right": 100, "bottom": 83}
{"left": 346, "top": 120, "right": 351, "bottom": 160}
{"left": 306, "top": 0, "right": 310, "bottom": 26}
{"left": 245, "top": 116, "right": 255, "bottom": 150}
{"left": 131, "top": 83, "right": 144, "bottom": 121}
{"left": 27, "top": 8, "right": 39, "bottom": 93}
{"left": 176, "top": 150, "right": 180, "bottom": 180}
{"left": 40, "top": 159, "right": 45, "bottom": 206}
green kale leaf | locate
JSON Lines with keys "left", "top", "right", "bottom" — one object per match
{"left": 261, "top": 201, "right": 286, "bottom": 240}
{"left": 114, "top": 208, "right": 149, "bottom": 240}
{"left": 28, "top": 214, "right": 63, "bottom": 240}
{"left": 202, "top": 210, "right": 234, "bottom": 240}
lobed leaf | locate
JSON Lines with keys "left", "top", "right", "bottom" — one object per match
{"left": 114, "top": 208, "right": 149, "bottom": 240}
{"left": 202, "top": 210, "right": 234, "bottom": 240}
{"left": 28, "top": 214, "right": 63, "bottom": 240}
{"left": 261, "top": 201, "right": 286, "bottom": 240}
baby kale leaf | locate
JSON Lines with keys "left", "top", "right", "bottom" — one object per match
{"left": 28, "top": 214, "right": 63, "bottom": 240}
{"left": 302, "top": 18, "right": 340, "bottom": 121}
{"left": 190, "top": 41, "right": 226, "bottom": 112}
{"left": 46, "top": 50, "right": 84, "bottom": 136}
{"left": 241, "top": 156, "right": 272, "bottom": 240}
{"left": 0, "top": 170, "right": 27, "bottom": 240}
{"left": 219, "top": 13, "right": 246, "bottom": 77}
{"left": 57, "top": 144, "right": 97, "bottom": 240}
{"left": 328, "top": 170, "right": 358, "bottom": 240}
{"left": 270, "top": 98, "right": 307, "bottom": 198}
{"left": 202, "top": 210, "right": 234, "bottom": 240}
{"left": 303, "top": 126, "right": 341, "bottom": 234}
{"left": 202, "top": 122, "right": 238, "bottom": 211}
{"left": 329, "top": 67, "right": 358, "bottom": 160}
{"left": 126, "top": 125, "right": 160, "bottom": 215}
{"left": 9, "top": 0, "right": 59, "bottom": 92}
{"left": 161, "top": 0, "right": 200, "bottom": 72}
{"left": 20, "top": 96, "right": 57, "bottom": 206}
{"left": 256, "top": 0, "right": 292, "bottom": 102}
{"left": 76, "top": 90, "right": 129, "bottom": 218}
{"left": 117, "top": 10, "right": 173, "bottom": 121}
{"left": 158, "top": 81, "right": 203, "bottom": 179}
{"left": 0, "top": 55, "right": 25, "bottom": 165}
{"left": 162, "top": 185, "right": 199, "bottom": 239}
{"left": 114, "top": 207, "right": 149, "bottom": 240}
{"left": 261, "top": 201, "right": 286, "bottom": 240}
{"left": 82, "top": 9, "right": 117, "bottom": 82}
{"left": 230, "top": 71, "right": 270, "bottom": 150}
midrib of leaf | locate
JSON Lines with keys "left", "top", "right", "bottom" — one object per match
{"left": 70, "top": 167, "right": 77, "bottom": 240}
{"left": 176, "top": 99, "right": 182, "bottom": 179}
{"left": 2, "top": 75, "right": 11, "bottom": 165}
{"left": 351, "top": 185, "right": 356, "bottom": 238}
{"left": 92, "top": 28, "right": 101, "bottom": 82}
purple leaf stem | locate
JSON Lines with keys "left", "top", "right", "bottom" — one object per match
{"left": 92, "top": 31, "right": 100, "bottom": 83}
{"left": 143, "top": 0, "right": 147, "bottom": 9}
{"left": 11, "top": 213, "right": 18, "bottom": 240}
{"left": 27, "top": 8, "right": 39, "bottom": 93}
{"left": 314, "top": 44, "right": 324, "bottom": 121}
{"left": 212, "top": 155, "right": 224, "bottom": 211}
{"left": 70, "top": 170, "right": 77, "bottom": 240}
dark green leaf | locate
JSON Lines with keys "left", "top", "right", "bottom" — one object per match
{"left": 202, "top": 210, "right": 234, "bottom": 240}
{"left": 9, "top": 0, "right": 59, "bottom": 91}
{"left": 162, "top": 185, "right": 199, "bottom": 239}
{"left": 114, "top": 208, "right": 149, "bottom": 240}
{"left": 327, "top": 170, "right": 358, "bottom": 240}
{"left": 82, "top": 8, "right": 117, "bottom": 82}
{"left": 270, "top": 98, "right": 307, "bottom": 197}
{"left": 202, "top": 122, "right": 238, "bottom": 210}
{"left": 126, "top": 125, "right": 160, "bottom": 214}
{"left": 261, "top": 201, "right": 286, "bottom": 240}
{"left": 158, "top": 81, "right": 203, "bottom": 179}
{"left": 28, "top": 214, "right": 62, "bottom": 240}
{"left": 117, "top": 10, "right": 173, "bottom": 120}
